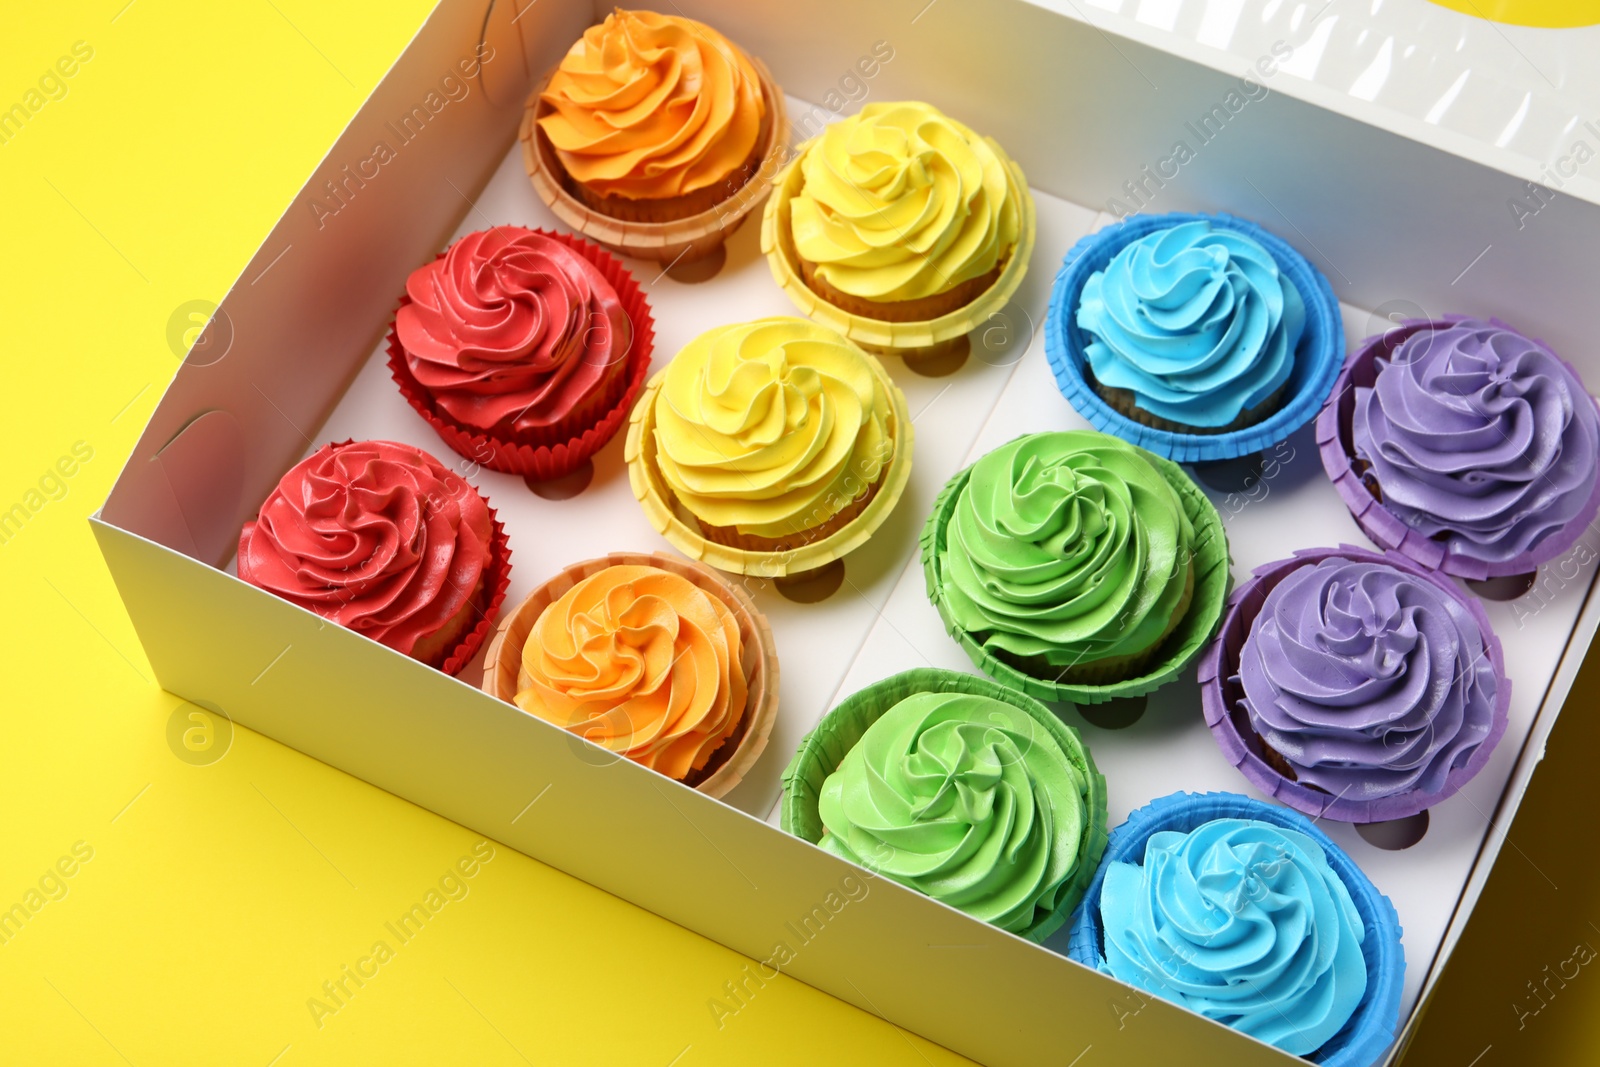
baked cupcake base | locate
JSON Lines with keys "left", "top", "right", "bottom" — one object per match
{"left": 921, "top": 446, "right": 1231, "bottom": 706}
{"left": 521, "top": 59, "right": 789, "bottom": 272}
{"left": 480, "top": 551, "right": 778, "bottom": 798}
{"left": 761, "top": 148, "right": 1035, "bottom": 363}
{"left": 1067, "top": 791, "right": 1406, "bottom": 1067}
{"left": 427, "top": 496, "right": 512, "bottom": 678}
{"left": 1046, "top": 212, "right": 1343, "bottom": 463}
{"left": 798, "top": 257, "right": 1003, "bottom": 324}
{"left": 1317, "top": 315, "right": 1600, "bottom": 581}
{"left": 624, "top": 360, "right": 913, "bottom": 579}
{"left": 387, "top": 231, "right": 655, "bottom": 481}
{"left": 1200, "top": 545, "right": 1511, "bottom": 824}
{"left": 697, "top": 470, "right": 886, "bottom": 554}
{"left": 779, "top": 667, "right": 1107, "bottom": 943}
{"left": 1011, "top": 561, "right": 1195, "bottom": 686}
{"left": 1097, "top": 377, "right": 1290, "bottom": 436}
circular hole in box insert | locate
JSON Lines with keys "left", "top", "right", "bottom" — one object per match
{"left": 774, "top": 559, "right": 846, "bottom": 603}
{"left": 1465, "top": 572, "right": 1538, "bottom": 601}
{"left": 1078, "top": 694, "right": 1147, "bottom": 730}
{"left": 1189, "top": 452, "right": 1268, "bottom": 494}
{"left": 902, "top": 335, "right": 970, "bottom": 378}
{"left": 665, "top": 245, "right": 727, "bottom": 285}
{"left": 1354, "top": 809, "right": 1429, "bottom": 850}
{"left": 525, "top": 460, "right": 594, "bottom": 500}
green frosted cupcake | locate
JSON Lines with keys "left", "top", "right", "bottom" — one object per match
{"left": 781, "top": 669, "right": 1107, "bottom": 942}
{"left": 922, "top": 431, "right": 1229, "bottom": 705}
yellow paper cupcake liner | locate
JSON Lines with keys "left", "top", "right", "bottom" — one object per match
{"left": 760, "top": 141, "right": 1036, "bottom": 355}
{"left": 625, "top": 355, "right": 914, "bottom": 578}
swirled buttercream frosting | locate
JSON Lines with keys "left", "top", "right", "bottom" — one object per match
{"left": 1076, "top": 220, "right": 1305, "bottom": 428}
{"left": 515, "top": 565, "right": 746, "bottom": 780}
{"left": 653, "top": 317, "right": 894, "bottom": 538}
{"left": 817, "top": 691, "right": 1091, "bottom": 934}
{"left": 1352, "top": 318, "right": 1600, "bottom": 565}
{"left": 1238, "top": 557, "right": 1498, "bottom": 799}
{"left": 789, "top": 101, "right": 1023, "bottom": 302}
{"left": 938, "top": 432, "right": 1194, "bottom": 670}
{"left": 239, "top": 440, "right": 492, "bottom": 660}
{"left": 1100, "top": 818, "right": 1368, "bottom": 1056}
{"left": 537, "top": 9, "right": 765, "bottom": 200}
{"left": 395, "top": 228, "right": 630, "bottom": 436}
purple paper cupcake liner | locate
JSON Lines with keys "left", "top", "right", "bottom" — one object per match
{"left": 1046, "top": 212, "right": 1345, "bottom": 464}
{"left": 1198, "top": 544, "right": 1511, "bottom": 824}
{"left": 1067, "top": 791, "right": 1405, "bottom": 1067}
{"left": 1316, "top": 315, "right": 1600, "bottom": 581}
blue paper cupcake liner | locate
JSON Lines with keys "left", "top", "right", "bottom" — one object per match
{"left": 1046, "top": 212, "right": 1345, "bottom": 463}
{"left": 1068, "top": 791, "right": 1405, "bottom": 1067}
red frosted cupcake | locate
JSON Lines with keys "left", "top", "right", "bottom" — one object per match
{"left": 238, "top": 439, "right": 512, "bottom": 676}
{"left": 388, "top": 227, "right": 654, "bottom": 479}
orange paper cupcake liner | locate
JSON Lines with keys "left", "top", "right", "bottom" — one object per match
{"left": 520, "top": 59, "right": 790, "bottom": 267}
{"left": 480, "top": 551, "right": 779, "bottom": 798}
{"left": 387, "top": 230, "right": 655, "bottom": 481}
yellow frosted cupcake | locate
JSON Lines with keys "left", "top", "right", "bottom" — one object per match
{"left": 769, "top": 102, "right": 1031, "bottom": 323}
{"left": 533, "top": 9, "right": 771, "bottom": 223}
{"left": 626, "top": 318, "right": 912, "bottom": 571}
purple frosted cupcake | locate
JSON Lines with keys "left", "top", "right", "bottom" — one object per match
{"left": 1319, "top": 316, "right": 1600, "bottom": 580}
{"left": 1200, "top": 546, "right": 1509, "bottom": 823}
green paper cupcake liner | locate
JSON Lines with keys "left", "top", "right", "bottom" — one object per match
{"left": 920, "top": 436, "right": 1232, "bottom": 705}
{"left": 779, "top": 667, "right": 1108, "bottom": 944}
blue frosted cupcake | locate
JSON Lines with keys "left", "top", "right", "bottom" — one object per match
{"left": 1069, "top": 792, "right": 1404, "bottom": 1067}
{"left": 1047, "top": 213, "right": 1343, "bottom": 462}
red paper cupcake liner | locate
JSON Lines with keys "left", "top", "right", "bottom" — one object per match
{"left": 438, "top": 502, "right": 513, "bottom": 677}
{"left": 387, "top": 229, "right": 656, "bottom": 481}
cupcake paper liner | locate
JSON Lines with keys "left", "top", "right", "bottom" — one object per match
{"left": 1046, "top": 212, "right": 1344, "bottom": 463}
{"left": 1316, "top": 315, "right": 1600, "bottom": 580}
{"left": 387, "top": 230, "right": 655, "bottom": 480}
{"left": 624, "top": 352, "right": 914, "bottom": 578}
{"left": 521, "top": 59, "right": 790, "bottom": 267}
{"left": 761, "top": 146, "right": 1036, "bottom": 357}
{"left": 1067, "top": 791, "right": 1405, "bottom": 1067}
{"left": 921, "top": 440, "right": 1232, "bottom": 705}
{"left": 1199, "top": 544, "right": 1511, "bottom": 824}
{"left": 779, "top": 667, "right": 1108, "bottom": 943}
{"left": 481, "top": 551, "right": 779, "bottom": 799}
{"left": 437, "top": 503, "right": 513, "bottom": 678}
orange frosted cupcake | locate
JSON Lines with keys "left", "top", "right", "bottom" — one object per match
{"left": 533, "top": 9, "right": 771, "bottom": 223}
{"left": 483, "top": 554, "right": 779, "bottom": 795}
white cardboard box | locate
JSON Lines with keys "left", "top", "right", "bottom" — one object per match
{"left": 93, "top": 2, "right": 1600, "bottom": 1063}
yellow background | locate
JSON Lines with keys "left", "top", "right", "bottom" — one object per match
{"left": 3, "top": 1, "right": 1599, "bottom": 1064}
{"left": 1427, "top": 0, "right": 1600, "bottom": 27}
